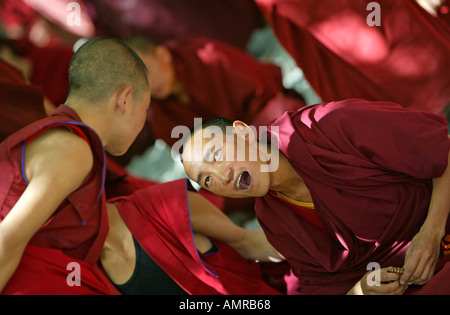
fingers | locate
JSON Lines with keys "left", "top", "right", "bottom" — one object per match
{"left": 380, "top": 268, "right": 407, "bottom": 295}
{"left": 362, "top": 268, "right": 406, "bottom": 295}
{"left": 401, "top": 254, "right": 434, "bottom": 285}
{"left": 381, "top": 268, "right": 401, "bottom": 283}
{"left": 379, "top": 281, "right": 406, "bottom": 295}
{"left": 371, "top": 280, "right": 405, "bottom": 295}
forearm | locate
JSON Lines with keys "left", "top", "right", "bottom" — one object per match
{"left": 400, "top": 142, "right": 450, "bottom": 285}
{"left": 237, "top": 229, "right": 285, "bottom": 262}
{"left": 188, "top": 192, "right": 283, "bottom": 261}
{"left": 188, "top": 191, "right": 247, "bottom": 245}
{"left": 0, "top": 239, "right": 27, "bottom": 292}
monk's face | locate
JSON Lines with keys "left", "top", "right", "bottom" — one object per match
{"left": 182, "top": 123, "right": 273, "bottom": 198}
{"left": 128, "top": 89, "right": 151, "bottom": 141}
{"left": 139, "top": 47, "right": 176, "bottom": 100}
{"left": 108, "top": 88, "right": 151, "bottom": 156}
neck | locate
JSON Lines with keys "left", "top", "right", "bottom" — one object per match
{"left": 64, "top": 99, "right": 111, "bottom": 147}
{"left": 172, "top": 79, "right": 190, "bottom": 105}
{"left": 269, "top": 152, "right": 312, "bottom": 203}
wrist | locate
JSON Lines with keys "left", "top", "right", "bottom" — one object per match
{"left": 347, "top": 280, "right": 363, "bottom": 295}
{"left": 420, "top": 217, "right": 445, "bottom": 239}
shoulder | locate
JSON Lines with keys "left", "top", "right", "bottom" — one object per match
{"left": 297, "top": 99, "right": 396, "bottom": 120}
{"left": 25, "top": 127, "right": 94, "bottom": 183}
{"left": 289, "top": 99, "right": 435, "bottom": 131}
{"left": 29, "top": 126, "right": 92, "bottom": 157}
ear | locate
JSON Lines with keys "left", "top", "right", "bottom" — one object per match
{"left": 155, "top": 46, "right": 172, "bottom": 64}
{"left": 233, "top": 120, "right": 256, "bottom": 143}
{"left": 116, "top": 86, "right": 133, "bottom": 114}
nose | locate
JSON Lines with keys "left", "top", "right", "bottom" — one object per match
{"left": 221, "top": 167, "right": 234, "bottom": 185}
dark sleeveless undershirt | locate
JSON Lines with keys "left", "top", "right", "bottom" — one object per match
{"left": 114, "top": 237, "right": 218, "bottom": 295}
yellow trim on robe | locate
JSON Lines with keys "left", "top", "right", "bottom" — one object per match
{"left": 275, "top": 192, "right": 315, "bottom": 209}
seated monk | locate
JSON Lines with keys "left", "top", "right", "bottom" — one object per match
{"left": 123, "top": 35, "right": 306, "bottom": 211}
{"left": 180, "top": 98, "right": 450, "bottom": 295}
{"left": 124, "top": 35, "right": 306, "bottom": 150}
{"left": 0, "top": 54, "right": 157, "bottom": 202}
{"left": 0, "top": 38, "right": 150, "bottom": 294}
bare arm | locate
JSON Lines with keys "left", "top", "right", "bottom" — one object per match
{"left": 400, "top": 135, "right": 450, "bottom": 285}
{"left": 0, "top": 128, "right": 93, "bottom": 292}
{"left": 187, "top": 192, "right": 283, "bottom": 262}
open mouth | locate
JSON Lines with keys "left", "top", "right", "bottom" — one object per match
{"left": 236, "top": 171, "right": 251, "bottom": 190}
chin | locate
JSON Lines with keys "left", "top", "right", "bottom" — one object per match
{"left": 105, "top": 146, "right": 128, "bottom": 157}
{"left": 152, "top": 90, "right": 169, "bottom": 100}
{"left": 227, "top": 188, "right": 257, "bottom": 199}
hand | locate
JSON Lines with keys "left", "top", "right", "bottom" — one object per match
{"left": 238, "top": 230, "right": 286, "bottom": 262}
{"left": 400, "top": 228, "right": 441, "bottom": 286}
{"left": 359, "top": 267, "right": 406, "bottom": 295}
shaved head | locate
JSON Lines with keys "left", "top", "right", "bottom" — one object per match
{"left": 67, "top": 37, "right": 149, "bottom": 104}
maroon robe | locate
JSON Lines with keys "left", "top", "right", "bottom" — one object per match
{"left": 104, "top": 158, "right": 158, "bottom": 200}
{"left": 255, "top": 0, "right": 450, "bottom": 113}
{"left": 0, "top": 105, "right": 108, "bottom": 262}
{"left": 2, "top": 40, "right": 74, "bottom": 107}
{"left": 111, "top": 179, "right": 282, "bottom": 295}
{"left": 256, "top": 99, "right": 450, "bottom": 294}
{"left": 148, "top": 36, "right": 305, "bottom": 148}
{"left": 0, "top": 59, "right": 46, "bottom": 142}
{"left": 0, "top": 105, "right": 112, "bottom": 294}
{"left": 24, "top": 44, "right": 73, "bottom": 106}
{"left": 438, "top": 0, "right": 450, "bottom": 26}
{"left": 2, "top": 245, "right": 119, "bottom": 295}
{"left": 85, "top": 0, "right": 262, "bottom": 49}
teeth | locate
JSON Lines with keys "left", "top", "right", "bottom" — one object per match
{"left": 236, "top": 173, "right": 243, "bottom": 189}
{"left": 236, "top": 172, "right": 250, "bottom": 190}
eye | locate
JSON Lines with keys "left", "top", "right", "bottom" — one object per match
{"left": 205, "top": 176, "right": 211, "bottom": 188}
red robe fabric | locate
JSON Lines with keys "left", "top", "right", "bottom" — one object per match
{"left": 24, "top": 45, "right": 73, "bottom": 106}
{"left": 111, "top": 179, "right": 282, "bottom": 295}
{"left": 438, "top": 0, "right": 450, "bottom": 26}
{"left": 0, "top": 105, "right": 113, "bottom": 294}
{"left": 148, "top": 36, "right": 306, "bottom": 148}
{"left": 255, "top": 0, "right": 450, "bottom": 113}
{"left": 256, "top": 99, "right": 450, "bottom": 294}
{"left": 0, "top": 59, "right": 46, "bottom": 143}
{"left": 3, "top": 39, "right": 74, "bottom": 106}
{"left": 0, "top": 105, "right": 108, "bottom": 263}
{"left": 2, "top": 245, "right": 119, "bottom": 295}
{"left": 104, "top": 158, "right": 157, "bottom": 200}
{"left": 85, "top": 0, "right": 262, "bottom": 49}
